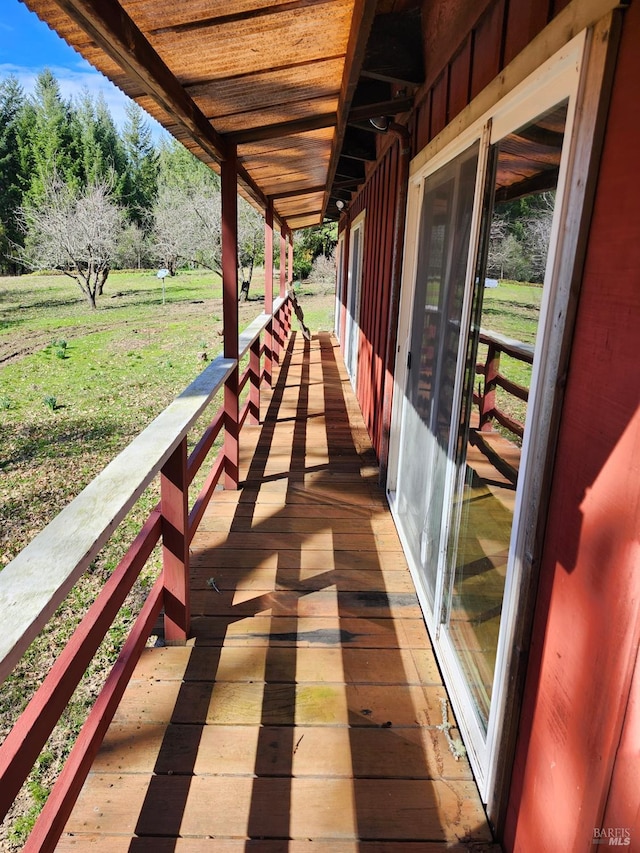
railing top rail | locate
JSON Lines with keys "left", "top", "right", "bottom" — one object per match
{"left": 0, "top": 355, "right": 235, "bottom": 684}
{"left": 238, "top": 312, "right": 271, "bottom": 360}
{"left": 479, "top": 327, "right": 535, "bottom": 363}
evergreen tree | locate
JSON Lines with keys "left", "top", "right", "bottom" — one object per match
{"left": 25, "top": 69, "right": 78, "bottom": 203}
{"left": 0, "top": 76, "right": 26, "bottom": 269}
{"left": 122, "top": 101, "right": 158, "bottom": 227}
{"left": 156, "top": 137, "right": 219, "bottom": 192}
{"left": 71, "top": 91, "right": 129, "bottom": 203}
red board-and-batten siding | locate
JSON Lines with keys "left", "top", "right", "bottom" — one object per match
{"left": 412, "top": 0, "right": 573, "bottom": 151}
{"left": 505, "top": 2, "right": 640, "bottom": 849}
{"left": 340, "top": 142, "right": 399, "bottom": 458}
{"left": 341, "top": 0, "right": 639, "bottom": 850}
{"left": 340, "top": 0, "right": 573, "bottom": 459}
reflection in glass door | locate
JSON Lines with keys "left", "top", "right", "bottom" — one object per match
{"left": 394, "top": 142, "right": 479, "bottom": 609}
{"left": 441, "top": 102, "right": 568, "bottom": 734}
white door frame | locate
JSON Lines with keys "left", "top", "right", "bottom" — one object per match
{"left": 385, "top": 27, "right": 609, "bottom": 806}
{"left": 334, "top": 230, "right": 346, "bottom": 341}
{"left": 344, "top": 210, "right": 366, "bottom": 388}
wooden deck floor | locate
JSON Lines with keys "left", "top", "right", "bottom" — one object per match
{"left": 58, "top": 332, "right": 499, "bottom": 852}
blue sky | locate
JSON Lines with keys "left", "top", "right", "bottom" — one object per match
{"left": 0, "top": 0, "right": 162, "bottom": 134}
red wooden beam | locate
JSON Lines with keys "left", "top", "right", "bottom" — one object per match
{"left": 264, "top": 201, "right": 274, "bottom": 387}
{"left": 279, "top": 227, "right": 287, "bottom": 298}
{"left": 288, "top": 228, "right": 294, "bottom": 288}
{"left": 222, "top": 149, "right": 240, "bottom": 489}
{"left": 160, "top": 438, "right": 190, "bottom": 643}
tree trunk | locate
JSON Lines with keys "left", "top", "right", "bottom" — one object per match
{"left": 96, "top": 266, "right": 109, "bottom": 296}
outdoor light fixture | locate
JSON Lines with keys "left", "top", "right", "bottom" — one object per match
{"left": 369, "top": 115, "right": 391, "bottom": 132}
{"left": 335, "top": 199, "right": 345, "bottom": 210}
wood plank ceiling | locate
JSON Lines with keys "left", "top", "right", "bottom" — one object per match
{"left": 22, "top": 0, "right": 424, "bottom": 229}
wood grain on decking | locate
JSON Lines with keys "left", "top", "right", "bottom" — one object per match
{"left": 58, "top": 332, "right": 498, "bottom": 851}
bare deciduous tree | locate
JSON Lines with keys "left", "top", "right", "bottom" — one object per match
{"left": 152, "top": 182, "right": 264, "bottom": 298}
{"left": 238, "top": 198, "right": 264, "bottom": 300}
{"left": 18, "top": 176, "right": 123, "bottom": 308}
{"left": 152, "top": 183, "right": 221, "bottom": 276}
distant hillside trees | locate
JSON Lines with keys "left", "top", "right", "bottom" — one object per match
{"left": 0, "top": 68, "right": 335, "bottom": 287}
{"left": 0, "top": 70, "right": 160, "bottom": 275}
{"left": 0, "top": 77, "right": 25, "bottom": 269}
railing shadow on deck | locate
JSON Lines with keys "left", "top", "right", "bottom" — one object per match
{"left": 0, "top": 297, "right": 294, "bottom": 852}
{"left": 120, "top": 332, "right": 498, "bottom": 850}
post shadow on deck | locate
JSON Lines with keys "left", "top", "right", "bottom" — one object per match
{"left": 127, "top": 334, "right": 299, "bottom": 850}
{"left": 127, "top": 331, "right": 492, "bottom": 848}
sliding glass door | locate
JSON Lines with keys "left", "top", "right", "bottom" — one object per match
{"left": 394, "top": 143, "right": 480, "bottom": 609}
{"left": 388, "top": 36, "right": 587, "bottom": 799}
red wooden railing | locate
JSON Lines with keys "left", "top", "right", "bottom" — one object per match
{"left": 0, "top": 295, "right": 292, "bottom": 852}
{"left": 473, "top": 329, "right": 534, "bottom": 441}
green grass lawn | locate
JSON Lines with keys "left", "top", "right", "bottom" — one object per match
{"left": 478, "top": 279, "right": 542, "bottom": 432}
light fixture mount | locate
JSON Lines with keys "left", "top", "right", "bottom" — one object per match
{"left": 369, "top": 116, "right": 391, "bottom": 132}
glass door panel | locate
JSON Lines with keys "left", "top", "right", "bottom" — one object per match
{"left": 395, "top": 142, "right": 479, "bottom": 608}
{"left": 345, "top": 216, "right": 364, "bottom": 386}
{"left": 442, "top": 102, "right": 568, "bottom": 733}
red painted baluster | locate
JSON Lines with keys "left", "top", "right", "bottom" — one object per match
{"left": 480, "top": 341, "right": 500, "bottom": 432}
{"left": 161, "top": 438, "right": 190, "bottom": 643}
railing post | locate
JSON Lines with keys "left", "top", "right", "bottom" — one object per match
{"left": 480, "top": 341, "right": 500, "bottom": 431}
{"left": 264, "top": 201, "right": 274, "bottom": 387}
{"left": 161, "top": 438, "right": 190, "bottom": 644}
{"left": 222, "top": 147, "right": 239, "bottom": 488}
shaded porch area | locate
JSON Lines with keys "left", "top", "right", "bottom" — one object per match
{"left": 58, "top": 332, "right": 498, "bottom": 851}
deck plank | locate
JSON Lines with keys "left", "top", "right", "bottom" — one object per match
{"left": 59, "top": 333, "right": 495, "bottom": 849}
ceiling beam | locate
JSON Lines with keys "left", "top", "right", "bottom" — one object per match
{"left": 322, "top": 0, "right": 379, "bottom": 219}
{"left": 335, "top": 157, "right": 366, "bottom": 179}
{"left": 150, "top": 0, "right": 337, "bottom": 35}
{"left": 348, "top": 95, "right": 414, "bottom": 123}
{"left": 269, "top": 185, "right": 327, "bottom": 200}
{"left": 229, "top": 113, "right": 337, "bottom": 145}
{"left": 361, "top": 10, "right": 425, "bottom": 86}
{"left": 333, "top": 177, "right": 362, "bottom": 190}
{"left": 495, "top": 167, "right": 560, "bottom": 203}
{"left": 54, "top": 0, "right": 230, "bottom": 163}
{"left": 360, "top": 69, "right": 420, "bottom": 86}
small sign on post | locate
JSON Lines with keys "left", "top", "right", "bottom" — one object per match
{"left": 157, "top": 268, "right": 170, "bottom": 304}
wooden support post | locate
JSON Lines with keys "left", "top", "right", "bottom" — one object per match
{"left": 222, "top": 149, "right": 239, "bottom": 488}
{"left": 286, "top": 228, "right": 293, "bottom": 334}
{"left": 161, "top": 438, "right": 190, "bottom": 643}
{"left": 480, "top": 342, "right": 500, "bottom": 431}
{"left": 288, "top": 227, "right": 294, "bottom": 288}
{"left": 273, "top": 226, "right": 286, "bottom": 363}
{"left": 264, "top": 201, "right": 274, "bottom": 387}
{"left": 279, "top": 226, "right": 286, "bottom": 298}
